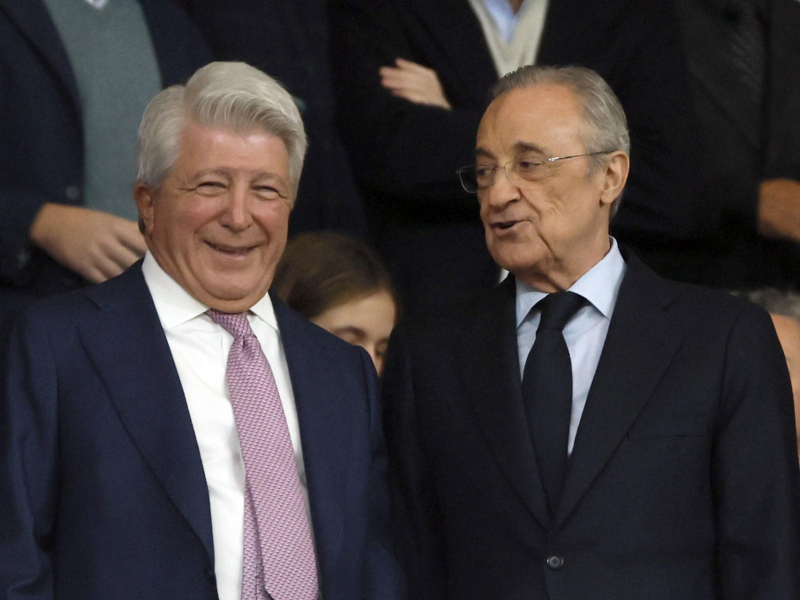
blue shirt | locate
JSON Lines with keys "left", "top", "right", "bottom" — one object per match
{"left": 482, "top": 0, "right": 524, "bottom": 43}
{"left": 516, "top": 238, "right": 627, "bottom": 454}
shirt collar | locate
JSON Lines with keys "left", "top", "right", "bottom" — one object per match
{"left": 141, "top": 252, "right": 278, "bottom": 332}
{"left": 515, "top": 237, "right": 626, "bottom": 327}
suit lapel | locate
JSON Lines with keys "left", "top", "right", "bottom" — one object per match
{"left": 458, "top": 279, "right": 550, "bottom": 528}
{"left": 555, "top": 256, "right": 684, "bottom": 526}
{"left": 80, "top": 265, "right": 215, "bottom": 562}
{"left": 274, "top": 297, "right": 349, "bottom": 568}
{"left": 406, "top": 0, "right": 499, "bottom": 108}
{"left": 0, "top": 0, "right": 81, "bottom": 116}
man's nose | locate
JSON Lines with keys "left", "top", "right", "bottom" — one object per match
{"left": 220, "top": 185, "right": 253, "bottom": 231}
{"left": 482, "top": 166, "right": 519, "bottom": 209}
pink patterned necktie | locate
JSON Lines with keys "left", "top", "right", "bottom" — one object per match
{"left": 207, "top": 309, "right": 318, "bottom": 600}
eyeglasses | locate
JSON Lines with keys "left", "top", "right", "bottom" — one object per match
{"left": 456, "top": 151, "right": 612, "bottom": 193}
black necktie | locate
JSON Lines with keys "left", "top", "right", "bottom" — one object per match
{"left": 522, "top": 291, "right": 585, "bottom": 518}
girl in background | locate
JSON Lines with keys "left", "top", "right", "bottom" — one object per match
{"left": 273, "top": 232, "right": 399, "bottom": 376}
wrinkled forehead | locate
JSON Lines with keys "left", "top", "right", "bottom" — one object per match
{"left": 477, "top": 85, "right": 587, "bottom": 157}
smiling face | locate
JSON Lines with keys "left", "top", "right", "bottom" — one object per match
{"left": 135, "top": 121, "right": 293, "bottom": 312}
{"left": 476, "top": 84, "right": 628, "bottom": 291}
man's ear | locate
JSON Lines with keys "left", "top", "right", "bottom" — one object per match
{"left": 134, "top": 183, "right": 155, "bottom": 237}
{"left": 599, "top": 151, "right": 630, "bottom": 207}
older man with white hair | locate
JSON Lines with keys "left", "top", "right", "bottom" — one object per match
{"left": 0, "top": 62, "right": 403, "bottom": 600}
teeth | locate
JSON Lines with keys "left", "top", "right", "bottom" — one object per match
{"left": 209, "top": 243, "right": 248, "bottom": 253}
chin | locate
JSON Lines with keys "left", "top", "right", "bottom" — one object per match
{"left": 197, "top": 273, "right": 265, "bottom": 303}
{"left": 490, "top": 247, "right": 540, "bottom": 277}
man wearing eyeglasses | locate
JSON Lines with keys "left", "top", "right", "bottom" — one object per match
{"left": 382, "top": 65, "right": 800, "bottom": 600}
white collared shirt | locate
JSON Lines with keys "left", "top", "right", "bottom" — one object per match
{"left": 481, "top": 0, "right": 530, "bottom": 43}
{"left": 141, "top": 252, "right": 309, "bottom": 600}
{"left": 516, "top": 238, "right": 627, "bottom": 454}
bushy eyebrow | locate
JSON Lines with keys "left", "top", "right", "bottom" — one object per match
{"left": 474, "top": 147, "right": 495, "bottom": 161}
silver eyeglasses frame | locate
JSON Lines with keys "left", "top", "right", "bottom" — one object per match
{"left": 457, "top": 151, "right": 613, "bottom": 193}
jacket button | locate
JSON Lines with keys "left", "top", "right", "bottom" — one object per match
{"left": 546, "top": 555, "right": 564, "bottom": 570}
{"left": 205, "top": 567, "right": 216, "bottom": 581}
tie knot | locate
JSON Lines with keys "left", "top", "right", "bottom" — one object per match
{"left": 207, "top": 309, "right": 253, "bottom": 339}
{"left": 536, "top": 291, "right": 585, "bottom": 331}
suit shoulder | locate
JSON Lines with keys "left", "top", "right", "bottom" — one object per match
{"left": 624, "top": 253, "right": 764, "bottom": 325}
{"left": 669, "top": 279, "right": 769, "bottom": 324}
{"left": 21, "top": 264, "right": 149, "bottom": 325}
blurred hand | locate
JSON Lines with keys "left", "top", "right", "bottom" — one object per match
{"left": 757, "top": 178, "right": 800, "bottom": 245}
{"left": 379, "top": 58, "right": 452, "bottom": 109}
{"left": 30, "top": 203, "right": 147, "bottom": 283}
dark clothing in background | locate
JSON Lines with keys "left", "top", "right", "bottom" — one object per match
{"left": 180, "top": 0, "right": 368, "bottom": 240}
{"left": 668, "top": 0, "right": 800, "bottom": 290}
{"left": 329, "top": 0, "right": 704, "bottom": 314}
{"left": 0, "top": 0, "right": 210, "bottom": 328}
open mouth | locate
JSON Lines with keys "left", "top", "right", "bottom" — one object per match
{"left": 493, "top": 221, "right": 519, "bottom": 231}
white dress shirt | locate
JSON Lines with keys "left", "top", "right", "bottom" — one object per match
{"left": 481, "top": 0, "right": 539, "bottom": 43}
{"left": 516, "top": 238, "right": 627, "bottom": 454}
{"left": 468, "top": 0, "right": 550, "bottom": 78}
{"left": 141, "top": 252, "right": 310, "bottom": 600}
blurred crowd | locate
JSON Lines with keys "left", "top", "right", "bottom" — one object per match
{"left": 0, "top": 0, "right": 798, "bottom": 354}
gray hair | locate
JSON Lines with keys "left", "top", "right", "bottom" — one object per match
{"left": 490, "top": 65, "right": 630, "bottom": 215}
{"left": 136, "top": 61, "right": 307, "bottom": 196}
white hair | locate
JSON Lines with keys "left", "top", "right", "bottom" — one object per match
{"left": 136, "top": 61, "right": 307, "bottom": 195}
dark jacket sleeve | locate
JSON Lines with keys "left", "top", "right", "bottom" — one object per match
{"left": 713, "top": 303, "right": 800, "bottom": 599}
{"left": 381, "top": 324, "right": 448, "bottom": 600}
{"left": 328, "top": 0, "right": 484, "bottom": 214}
{"left": 358, "top": 347, "right": 408, "bottom": 600}
{"left": 0, "top": 311, "right": 59, "bottom": 599}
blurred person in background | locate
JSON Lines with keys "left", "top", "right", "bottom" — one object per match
{"left": 671, "top": 0, "right": 800, "bottom": 289}
{"left": 0, "top": 0, "right": 210, "bottom": 341}
{"left": 329, "top": 0, "right": 704, "bottom": 314}
{"left": 273, "top": 231, "right": 399, "bottom": 376}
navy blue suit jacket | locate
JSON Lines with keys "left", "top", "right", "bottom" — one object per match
{"left": 0, "top": 263, "right": 403, "bottom": 599}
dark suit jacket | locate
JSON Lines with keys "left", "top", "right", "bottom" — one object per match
{"left": 0, "top": 0, "right": 210, "bottom": 295}
{"left": 0, "top": 263, "right": 403, "bottom": 600}
{"left": 666, "top": 0, "right": 800, "bottom": 290}
{"left": 382, "top": 252, "right": 800, "bottom": 600}
{"left": 328, "top": 0, "right": 705, "bottom": 313}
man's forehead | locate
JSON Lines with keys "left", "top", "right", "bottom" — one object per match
{"left": 477, "top": 84, "right": 584, "bottom": 153}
